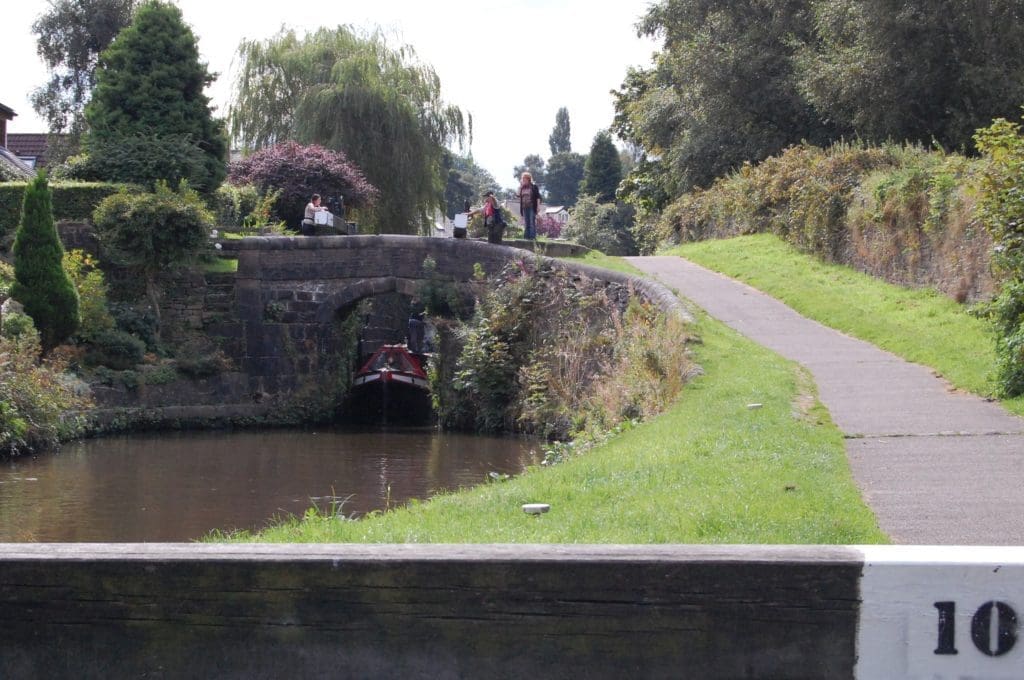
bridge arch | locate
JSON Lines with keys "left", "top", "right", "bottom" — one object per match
{"left": 225, "top": 235, "right": 687, "bottom": 398}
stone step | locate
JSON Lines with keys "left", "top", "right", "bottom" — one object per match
{"left": 205, "top": 293, "right": 234, "bottom": 306}
{"left": 204, "top": 272, "right": 236, "bottom": 285}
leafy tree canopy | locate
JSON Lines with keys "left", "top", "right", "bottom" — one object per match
{"left": 545, "top": 152, "right": 586, "bottom": 207}
{"left": 31, "top": 0, "right": 137, "bottom": 160}
{"left": 513, "top": 154, "right": 547, "bottom": 190}
{"left": 615, "top": 0, "right": 1024, "bottom": 203}
{"left": 443, "top": 153, "right": 499, "bottom": 218}
{"left": 797, "top": 0, "right": 1024, "bottom": 151}
{"left": 229, "top": 26, "right": 467, "bottom": 234}
{"left": 616, "top": 0, "right": 835, "bottom": 194}
{"left": 84, "top": 0, "right": 227, "bottom": 192}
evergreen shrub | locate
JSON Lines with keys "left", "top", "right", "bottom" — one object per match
{"left": 11, "top": 172, "right": 80, "bottom": 352}
{"left": 108, "top": 302, "right": 159, "bottom": 350}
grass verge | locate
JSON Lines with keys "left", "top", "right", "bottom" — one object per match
{"left": 668, "top": 234, "right": 1024, "bottom": 417}
{"left": 214, "top": 308, "right": 885, "bottom": 544}
{"left": 201, "top": 257, "right": 238, "bottom": 274}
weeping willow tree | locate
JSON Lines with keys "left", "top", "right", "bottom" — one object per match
{"left": 230, "top": 27, "right": 468, "bottom": 234}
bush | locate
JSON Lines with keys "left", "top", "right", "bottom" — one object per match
{"left": 63, "top": 249, "right": 115, "bottom": 343}
{"left": 175, "top": 349, "right": 230, "bottom": 378}
{"left": 85, "top": 328, "right": 146, "bottom": 370}
{"left": 536, "top": 214, "right": 563, "bottom": 239}
{"left": 0, "top": 332, "right": 91, "bottom": 457}
{"left": 0, "top": 259, "right": 13, "bottom": 298}
{"left": 210, "top": 183, "right": 261, "bottom": 228}
{"left": 228, "top": 141, "right": 378, "bottom": 229}
{"left": 563, "top": 196, "right": 637, "bottom": 255}
{"left": 108, "top": 302, "right": 159, "bottom": 351}
{"left": 1, "top": 311, "right": 38, "bottom": 342}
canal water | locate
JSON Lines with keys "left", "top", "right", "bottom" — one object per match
{"left": 0, "top": 428, "right": 540, "bottom": 542}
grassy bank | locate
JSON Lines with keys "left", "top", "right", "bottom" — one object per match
{"left": 216, "top": 307, "right": 885, "bottom": 544}
{"left": 669, "top": 234, "right": 1024, "bottom": 417}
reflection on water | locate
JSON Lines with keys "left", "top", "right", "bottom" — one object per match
{"left": 0, "top": 428, "right": 539, "bottom": 542}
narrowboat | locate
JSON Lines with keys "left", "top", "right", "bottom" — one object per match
{"left": 350, "top": 344, "right": 432, "bottom": 424}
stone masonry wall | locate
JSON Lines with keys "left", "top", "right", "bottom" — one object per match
{"left": 98, "top": 235, "right": 689, "bottom": 426}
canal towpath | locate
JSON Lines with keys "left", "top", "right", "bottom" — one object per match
{"left": 627, "top": 255, "right": 1024, "bottom": 545}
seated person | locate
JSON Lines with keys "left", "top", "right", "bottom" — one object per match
{"left": 301, "top": 194, "right": 333, "bottom": 234}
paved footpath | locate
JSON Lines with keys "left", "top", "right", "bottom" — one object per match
{"left": 628, "top": 256, "right": 1024, "bottom": 545}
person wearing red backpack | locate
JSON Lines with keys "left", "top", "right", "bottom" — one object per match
{"left": 468, "top": 191, "right": 505, "bottom": 244}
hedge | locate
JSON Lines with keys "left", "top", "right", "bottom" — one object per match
{"left": 0, "top": 181, "right": 133, "bottom": 237}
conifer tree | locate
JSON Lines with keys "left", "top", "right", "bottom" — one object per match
{"left": 11, "top": 171, "right": 80, "bottom": 354}
{"left": 549, "top": 107, "right": 572, "bottom": 155}
{"left": 84, "top": 0, "right": 226, "bottom": 192}
{"left": 581, "top": 131, "right": 622, "bottom": 203}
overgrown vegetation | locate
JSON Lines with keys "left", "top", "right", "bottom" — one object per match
{"left": 62, "top": 249, "right": 115, "bottom": 343}
{"left": 563, "top": 195, "right": 637, "bottom": 256}
{"left": 656, "top": 142, "right": 992, "bottom": 302}
{"left": 0, "top": 331, "right": 91, "bottom": 458}
{"left": 434, "top": 258, "right": 692, "bottom": 442}
{"left": 974, "top": 114, "right": 1024, "bottom": 397}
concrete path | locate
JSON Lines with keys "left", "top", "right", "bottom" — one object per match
{"left": 627, "top": 256, "right": 1024, "bottom": 545}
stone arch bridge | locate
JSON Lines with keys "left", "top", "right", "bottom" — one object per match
{"left": 216, "top": 235, "right": 685, "bottom": 398}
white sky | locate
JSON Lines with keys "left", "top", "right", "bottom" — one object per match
{"left": 2, "top": 0, "right": 658, "bottom": 187}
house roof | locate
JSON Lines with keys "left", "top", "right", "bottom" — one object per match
{"left": 0, "top": 146, "right": 34, "bottom": 179}
{"left": 0, "top": 102, "right": 15, "bottom": 120}
{"left": 6, "top": 133, "right": 48, "bottom": 159}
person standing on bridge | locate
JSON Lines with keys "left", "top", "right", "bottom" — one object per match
{"left": 518, "top": 172, "right": 541, "bottom": 240}
{"left": 467, "top": 191, "right": 505, "bottom": 244}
